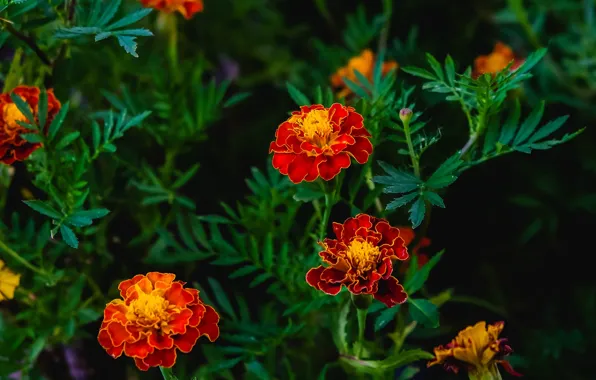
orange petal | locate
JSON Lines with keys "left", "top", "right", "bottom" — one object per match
{"left": 173, "top": 326, "right": 200, "bottom": 353}
{"left": 148, "top": 330, "right": 174, "bottom": 350}
{"left": 164, "top": 282, "right": 195, "bottom": 307}
{"left": 118, "top": 274, "right": 145, "bottom": 298}
{"left": 197, "top": 305, "right": 220, "bottom": 342}
{"left": 147, "top": 272, "right": 176, "bottom": 289}
{"left": 103, "top": 300, "right": 128, "bottom": 324}
{"left": 165, "top": 308, "right": 193, "bottom": 335}
{"left": 124, "top": 336, "right": 154, "bottom": 359}
{"left": 188, "top": 302, "right": 207, "bottom": 327}
{"left": 106, "top": 321, "right": 130, "bottom": 347}
{"left": 143, "top": 348, "right": 177, "bottom": 368}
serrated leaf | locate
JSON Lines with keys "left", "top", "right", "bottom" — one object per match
{"left": 286, "top": 82, "right": 310, "bottom": 106}
{"left": 444, "top": 55, "right": 456, "bottom": 85}
{"left": 293, "top": 183, "right": 324, "bottom": 202}
{"left": 59, "top": 225, "right": 79, "bottom": 248}
{"left": 407, "top": 298, "right": 439, "bottom": 328}
{"left": 374, "top": 305, "right": 400, "bottom": 332}
{"left": 514, "top": 101, "right": 545, "bottom": 145}
{"left": 401, "top": 66, "right": 436, "bottom": 80}
{"left": 426, "top": 53, "right": 444, "bottom": 80}
{"left": 65, "top": 215, "right": 93, "bottom": 227}
{"left": 116, "top": 35, "right": 139, "bottom": 57}
{"left": 408, "top": 197, "right": 425, "bottom": 228}
{"left": 207, "top": 277, "right": 237, "bottom": 321}
{"left": 386, "top": 192, "right": 418, "bottom": 211}
{"left": 528, "top": 115, "right": 569, "bottom": 143}
{"left": 106, "top": 8, "right": 152, "bottom": 30}
{"left": 424, "top": 191, "right": 445, "bottom": 208}
{"left": 71, "top": 208, "right": 110, "bottom": 220}
{"left": 499, "top": 99, "right": 521, "bottom": 145}
{"left": 23, "top": 200, "right": 62, "bottom": 219}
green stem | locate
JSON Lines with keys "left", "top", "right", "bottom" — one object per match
{"left": 377, "top": 0, "right": 393, "bottom": 54}
{"left": 355, "top": 308, "right": 368, "bottom": 358}
{"left": 318, "top": 191, "right": 333, "bottom": 241}
{"left": 0, "top": 239, "right": 49, "bottom": 278}
{"left": 159, "top": 366, "right": 178, "bottom": 380}
{"left": 402, "top": 117, "right": 420, "bottom": 177}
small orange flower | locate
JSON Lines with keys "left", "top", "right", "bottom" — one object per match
{"left": 140, "top": 0, "right": 204, "bottom": 19}
{"left": 428, "top": 321, "right": 522, "bottom": 379}
{"left": 97, "top": 272, "right": 220, "bottom": 371}
{"left": 0, "top": 86, "right": 60, "bottom": 165}
{"left": 306, "top": 214, "right": 409, "bottom": 307}
{"left": 473, "top": 42, "right": 524, "bottom": 79}
{"left": 331, "top": 49, "right": 398, "bottom": 98}
{"left": 397, "top": 226, "right": 431, "bottom": 275}
{"left": 269, "top": 103, "right": 373, "bottom": 184}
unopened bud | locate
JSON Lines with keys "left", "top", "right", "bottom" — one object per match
{"left": 399, "top": 108, "right": 413, "bottom": 124}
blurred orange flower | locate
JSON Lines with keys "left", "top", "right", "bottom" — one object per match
{"left": 428, "top": 321, "right": 522, "bottom": 379}
{"left": 397, "top": 226, "right": 431, "bottom": 275}
{"left": 269, "top": 103, "right": 373, "bottom": 183}
{"left": 98, "top": 272, "right": 219, "bottom": 371}
{"left": 473, "top": 42, "right": 524, "bottom": 79}
{"left": 0, "top": 86, "right": 60, "bottom": 165}
{"left": 306, "top": 214, "right": 409, "bottom": 307}
{"left": 331, "top": 49, "right": 398, "bottom": 98}
{"left": 140, "top": 0, "right": 204, "bottom": 19}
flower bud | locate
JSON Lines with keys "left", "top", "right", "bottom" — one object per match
{"left": 399, "top": 108, "right": 413, "bottom": 124}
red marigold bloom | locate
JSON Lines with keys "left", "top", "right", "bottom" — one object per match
{"left": 306, "top": 214, "right": 409, "bottom": 307}
{"left": 0, "top": 86, "right": 60, "bottom": 165}
{"left": 473, "top": 42, "right": 524, "bottom": 79}
{"left": 140, "top": 0, "right": 204, "bottom": 19}
{"left": 97, "top": 272, "right": 220, "bottom": 371}
{"left": 397, "top": 226, "right": 431, "bottom": 275}
{"left": 269, "top": 103, "right": 373, "bottom": 184}
{"left": 428, "top": 321, "right": 522, "bottom": 379}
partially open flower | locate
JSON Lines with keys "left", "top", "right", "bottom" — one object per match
{"left": 473, "top": 42, "right": 524, "bottom": 79}
{"left": 306, "top": 214, "right": 409, "bottom": 307}
{"left": 0, "top": 259, "right": 20, "bottom": 301}
{"left": 140, "top": 0, "right": 204, "bottom": 19}
{"left": 331, "top": 49, "right": 398, "bottom": 98}
{"left": 269, "top": 103, "right": 373, "bottom": 184}
{"left": 98, "top": 272, "right": 219, "bottom": 371}
{"left": 0, "top": 86, "right": 61, "bottom": 165}
{"left": 428, "top": 321, "right": 522, "bottom": 379}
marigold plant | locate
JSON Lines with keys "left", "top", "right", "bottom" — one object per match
{"left": 97, "top": 272, "right": 220, "bottom": 371}
{"left": 473, "top": 42, "right": 524, "bottom": 78}
{"left": 0, "top": 259, "right": 20, "bottom": 301}
{"left": 269, "top": 103, "right": 373, "bottom": 183}
{"left": 140, "top": 0, "right": 204, "bottom": 19}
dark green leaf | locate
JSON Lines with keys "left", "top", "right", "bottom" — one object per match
{"left": 23, "top": 200, "right": 62, "bottom": 219}
{"left": 60, "top": 225, "right": 79, "bottom": 248}
{"left": 343, "top": 77, "right": 369, "bottom": 99}
{"left": 408, "top": 298, "right": 439, "bottom": 328}
{"left": 499, "top": 99, "right": 521, "bottom": 145}
{"left": 386, "top": 192, "right": 418, "bottom": 211}
{"left": 172, "top": 164, "right": 200, "bottom": 189}
{"left": 223, "top": 92, "right": 251, "bottom": 108}
{"left": 38, "top": 89, "right": 48, "bottom": 129}
{"left": 286, "top": 82, "right": 311, "bottom": 106}
{"left": 10, "top": 93, "right": 36, "bottom": 127}
{"left": 229, "top": 265, "right": 259, "bottom": 279}
{"left": 514, "top": 101, "right": 545, "bottom": 145}
{"left": 55, "top": 131, "right": 81, "bottom": 150}
{"left": 529, "top": 115, "right": 569, "bottom": 143}
{"left": 426, "top": 53, "right": 444, "bottom": 80}
{"left": 20, "top": 133, "right": 43, "bottom": 143}
{"left": 196, "top": 215, "right": 233, "bottom": 224}
{"left": 404, "top": 250, "right": 444, "bottom": 294}
{"left": 207, "top": 277, "right": 237, "bottom": 321}
{"left": 245, "top": 360, "right": 271, "bottom": 380}
{"left": 408, "top": 197, "right": 425, "bottom": 228}
{"left": 293, "top": 183, "right": 324, "bottom": 202}
{"left": 374, "top": 305, "right": 400, "bottom": 332}
{"left": 106, "top": 8, "right": 152, "bottom": 30}
{"left": 444, "top": 55, "right": 456, "bottom": 85}
{"left": 48, "top": 102, "right": 69, "bottom": 141}
{"left": 424, "top": 191, "right": 445, "bottom": 208}
{"left": 116, "top": 35, "right": 139, "bottom": 57}
{"left": 401, "top": 66, "right": 436, "bottom": 80}
{"left": 65, "top": 215, "right": 93, "bottom": 227}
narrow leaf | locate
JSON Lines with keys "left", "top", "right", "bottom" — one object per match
{"left": 286, "top": 82, "right": 310, "bottom": 106}
{"left": 23, "top": 200, "right": 62, "bottom": 219}
{"left": 59, "top": 225, "right": 79, "bottom": 249}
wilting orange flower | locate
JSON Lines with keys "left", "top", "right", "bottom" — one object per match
{"left": 306, "top": 214, "right": 409, "bottom": 307}
{"left": 473, "top": 42, "right": 524, "bottom": 79}
{"left": 331, "top": 49, "right": 398, "bottom": 98}
{"left": 428, "top": 321, "right": 522, "bottom": 379}
{"left": 98, "top": 272, "right": 220, "bottom": 371}
{"left": 398, "top": 226, "right": 431, "bottom": 275}
{"left": 0, "top": 86, "right": 60, "bottom": 165}
{"left": 269, "top": 103, "right": 373, "bottom": 184}
{"left": 140, "top": 0, "right": 204, "bottom": 19}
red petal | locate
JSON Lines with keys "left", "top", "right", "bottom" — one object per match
{"left": 103, "top": 300, "right": 128, "bottom": 324}
{"left": 165, "top": 308, "right": 193, "bottom": 335}
{"left": 124, "top": 337, "right": 154, "bottom": 359}
{"left": 143, "top": 348, "right": 177, "bottom": 368}
{"left": 306, "top": 266, "right": 325, "bottom": 290}
{"left": 164, "top": 282, "right": 194, "bottom": 307}
{"left": 118, "top": 274, "right": 145, "bottom": 298}
{"left": 198, "top": 305, "right": 220, "bottom": 342}
{"left": 174, "top": 326, "right": 200, "bottom": 352}
{"left": 340, "top": 111, "right": 364, "bottom": 134}
{"left": 148, "top": 330, "right": 174, "bottom": 350}
{"left": 287, "top": 153, "right": 317, "bottom": 183}
{"left": 188, "top": 302, "right": 207, "bottom": 327}
{"left": 317, "top": 153, "right": 350, "bottom": 181}
{"left": 271, "top": 152, "right": 296, "bottom": 175}
{"left": 329, "top": 103, "right": 349, "bottom": 125}
{"left": 320, "top": 267, "right": 347, "bottom": 283}
{"left": 273, "top": 122, "right": 295, "bottom": 146}
{"left": 373, "top": 276, "right": 408, "bottom": 307}
{"left": 499, "top": 361, "right": 523, "bottom": 377}
{"left": 134, "top": 358, "right": 150, "bottom": 371}
{"left": 332, "top": 222, "right": 343, "bottom": 240}
{"left": 105, "top": 321, "right": 130, "bottom": 347}
{"left": 346, "top": 136, "right": 373, "bottom": 164}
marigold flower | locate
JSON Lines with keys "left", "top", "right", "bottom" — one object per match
{"left": 306, "top": 214, "right": 409, "bottom": 307}
{"left": 97, "top": 272, "right": 220, "bottom": 371}
{"left": 330, "top": 49, "right": 398, "bottom": 98}
{"left": 269, "top": 103, "right": 373, "bottom": 184}
{"left": 0, "top": 86, "right": 60, "bottom": 165}
{"left": 397, "top": 226, "right": 431, "bottom": 275}
{"left": 140, "top": 0, "right": 204, "bottom": 19}
{"left": 428, "top": 321, "right": 522, "bottom": 379}
{"left": 473, "top": 42, "right": 524, "bottom": 79}
{"left": 0, "top": 259, "right": 21, "bottom": 301}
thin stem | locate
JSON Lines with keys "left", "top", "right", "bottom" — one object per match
{"left": 159, "top": 366, "right": 178, "bottom": 380}
{"left": 0, "top": 239, "right": 49, "bottom": 278}
{"left": 355, "top": 308, "right": 368, "bottom": 358}
{"left": 2, "top": 22, "right": 51, "bottom": 65}
{"left": 318, "top": 191, "right": 333, "bottom": 241}
{"left": 377, "top": 0, "right": 393, "bottom": 55}
{"left": 402, "top": 117, "right": 420, "bottom": 177}
{"left": 460, "top": 108, "right": 487, "bottom": 159}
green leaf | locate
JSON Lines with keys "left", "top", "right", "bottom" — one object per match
{"left": 426, "top": 154, "right": 463, "bottom": 188}
{"left": 374, "top": 305, "right": 401, "bottom": 332}
{"left": 106, "top": 8, "right": 152, "bottom": 30}
{"left": 10, "top": 92, "right": 36, "bottom": 127}
{"left": 38, "top": 89, "right": 48, "bottom": 129}
{"left": 424, "top": 191, "right": 445, "bottom": 208}
{"left": 343, "top": 77, "right": 369, "bottom": 99}
{"left": 332, "top": 300, "right": 350, "bottom": 353}
{"left": 404, "top": 250, "right": 444, "bottom": 295}
{"left": 71, "top": 208, "right": 110, "bottom": 220}
{"left": 55, "top": 131, "right": 81, "bottom": 150}
{"left": 426, "top": 53, "right": 444, "bottom": 81}
{"left": 514, "top": 47, "right": 547, "bottom": 76}
{"left": 444, "top": 55, "right": 456, "bottom": 85}
{"left": 172, "top": 164, "right": 200, "bottom": 189}
{"left": 514, "top": 101, "right": 545, "bottom": 145}
{"left": 60, "top": 225, "right": 79, "bottom": 248}
{"left": 250, "top": 272, "right": 272, "bottom": 287}
{"left": 386, "top": 192, "right": 418, "bottom": 211}
{"left": 116, "top": 35, "right": 139, "bottom": 57}
{"left": 408, "top": 197, "right": 425, "bottom": 228}
{"left": 245, "top": 360, "right": 271, "bottom": 380}
{"left": 23, "top": 200, "right": 62, "bottom": 219}
{"left": 407, "top": 298, "right": 439, "bottom": 328}
{"left": 65, "top": 215, "right": 93, "bottom": 227}
{"left": 499, "top": 99, "right": 521, "bottom": 145}
{"left": 62, "top": 276, "right": 86, "bottom": 312}
{"left": 229, "top": 265, "right": 259, "bottom": 279}
{"left": 20, "top": 133, "right": 43, "bottom": 143}
{"left": 263, "top": 233, "right": 273, "bottom": 270}
{"left": 401, "top": 66, "right": 436, "bottom": 80}
{"left": 293, "top": 183, "right": 324, "bottom": 202}
{"left": 286, "top": 82, "right": 311, "bottom": 106}
{"left": 77, "top": 308, "right": 101, "bottom": 324}
{"left": 48, "top": 102, "right": 69, "bottom": 141}
{"left": 528, "top": 115, "right": 569, "bottom": 143}
{"left": 223, "top": 92, "right": 250, "bottom": 108}
{"left": 207, "top": 277, "right": 237, "bottom": 321}
{"left": 196, "top": 215, "right": 233, "bottom": 224}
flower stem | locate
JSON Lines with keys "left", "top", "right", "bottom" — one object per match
{"left": 402, "top": 116, "right": 420, "bottom": 178}
{"left": 318, "top": 191, "right": 333, "bottom": 241}
{"left": 355, "top": 307, "right": 368, "bottom": 358}
{"left": 0, "top": 238, "right": 49, "bottom": 278}
{"left": 159, "top": 366, "right": 178, "bottom": 380}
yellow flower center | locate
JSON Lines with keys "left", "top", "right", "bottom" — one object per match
{"left": 295, "top": 109, "right": 333, "bottom": 142}
{"left": 126, "top": 286, "right": 172, "bottom": 328}
{"left": 3, "top": 102, "right": 29, "bottom": 131}
{"left": 346, "top": 240, "right": 381, "bottom": 273}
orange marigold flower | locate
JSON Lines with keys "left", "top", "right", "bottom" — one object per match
{"left": 0, "top": 259, "right": 20, "bottom": 301}
{"left": 0, "top": 86, "right": 60, "bottom": 165}
{"left": 140, "top": 0, "right": 204, "bottom": 19}
{"left": 269, "top": 103, "right": 373, "bottom": 184}
{"left": 330, "top": 49, "right": 399, "bottom": 98}
{"left": 397, "top": 226, "right": 431, "bottom": 275}
{"left": 97, "top": 272, "right": 220, "bottom": 371}
{"left": 473, "top": 42, "right": 524, "bottom": 79}
{"left": 428, "top": 321, "right": 522, "bottom": 379}
{"left": 306, "top": 214, "right": 409, "bottom": 307}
